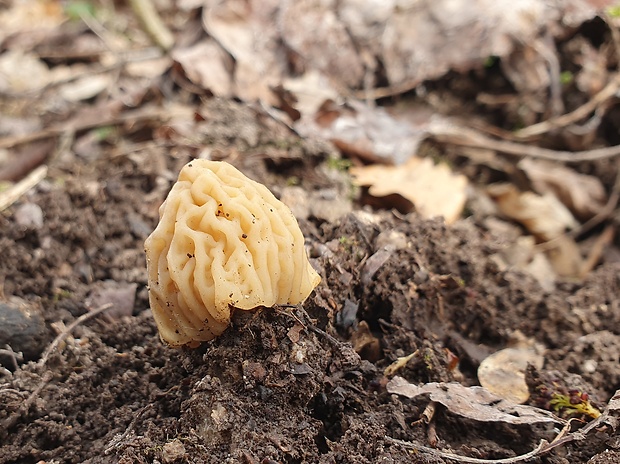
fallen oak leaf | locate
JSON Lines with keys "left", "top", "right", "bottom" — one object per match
{"left": 351, "top": 157, "right": 467, "bottom": 224}
{"left": 478, "top": 346, "right": 545, "bottom": 404}
{"left": 487, "top": 183, "right": 579, "bottom": 241}
{"left": 518, "top": 158, "right": 606, "bottom": 220}
{"left": 387, "top": 376, "right": 563, "bottom": 425}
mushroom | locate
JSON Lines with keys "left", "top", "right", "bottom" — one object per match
{"left": 145, "top": 160, "right": 321, "bottom": 347}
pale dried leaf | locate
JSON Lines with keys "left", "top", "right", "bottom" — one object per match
{"left": 519, "top": 158, "right": 606, "bottom": 219}
{"left": 492, "top": 236, "right": 556, "bottom": 291}
{"left": 172, "top": 39, "right": 234, "bottom": 97}
{"left": 279, "top": 0, "right": 365, "bottom": 88}
{"left": 488, "top": 183, "right": 579, "bottom": 241}
{"left": 202, "top": 0, "right": 283, "bottom": 104}
{"left": 59, "top": 74, "right": 112, "bottom": 102}
{"left": 571, "top": 36, "right": 608, "bottom": 95}
{"left": 282, "top": 71, "right": 339, "bottom": 118}
{"left": 359, "top": 0, "right": 609, "bottom": 89}
{"left": 297, "top": 100, "right": 430, "bottom": 165}
{"left": 0, "top": 51, "right": 51, "bottom": 93}
{"left": 478, "top": 347, "right": 545, "bottom": 404}
{"left": 125, "top": 57, "right": 172, "bottom": 79}
{"left": 0, "top": 0, "right": 66, "bottom": 44}
{"left": 351, "top": 157, "right": 467, "bottom": 224}
{"left": 387, "top": 376, "right": 562, "bottom": 425}
{"left": 545, "top": 234, "right": 583, "bottom": 278}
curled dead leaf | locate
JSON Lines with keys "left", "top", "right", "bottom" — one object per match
{"left": 387, "top": 376, "right": 563, "bottom": 425}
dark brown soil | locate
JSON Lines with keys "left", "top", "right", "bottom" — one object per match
{"left": 0, "top": 100, "right": 619, "bottom": 464}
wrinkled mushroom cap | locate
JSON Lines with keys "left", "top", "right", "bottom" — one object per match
{"left": 145, "top": 160, "right": 321, "bottom": 347}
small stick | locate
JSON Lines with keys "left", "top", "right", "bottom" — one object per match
{"left": 129, "top": 0, "right": 175, "bottom": 51}
{"left": 104, "top": 404, "right": 153, "bottom": 455}
{"left": 430, "top": 120, "right": 620, "bottom": 163}
{"left": 579, "top": 225, "right": 615, "bottom": 278}
{"left": 573, "top": 169, "right": 620, "bottom": 238}
{"left": 386, "top": 436, "right": 548, "bottom": 464}
{"left": 38, "top": 303, "right": 113, "bottom": 367}
{"left": 0, "top": 165, "right": 47, "bottom": 212}
{"left": 513, "top": 73, "right": 620, "bottom": 139}
{"left": 0, "top": 346, "right": 24, "bottom": 371}
{"left": 1, "top": 371, "right": 53, "bottom": 431}
{"left": 0, "top": 105, "right": 191, "bottom": 150}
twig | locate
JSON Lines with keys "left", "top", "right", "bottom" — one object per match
{"left": 388, "top": 389, "right": 620, "bottom": 463}
{"left": 429, "top": 119, "right": 620, "bottom": 163}
{"left": 1, "top": 371, "right": 53, "bottom": 431}
{"left": 129, "top": 0, "right": 175, "bottom": 51}
{"left": 104, "top": 404, "right": 154, "bottom": 455}
{"left": 386, "top": 436, "right": 548, "bottom": 464}
{"left": 0, "top": 346, "right": 24, "bottom": 371}
{"left": 38, "top": 303, "right": 113, "bottom": 367}
{"left": 0, "top": 165, "right": 48, "bottom": 212}
{"left": 513, "top": 73, "right": 620, "bottom": 139}
{"left": 573, "top": 168, "right": 620, "bottom": 238}
{"left": 534, "top": 33, "right": 564, "bottom": 118}
{"left": 579, "top": 225, "right": 615, "bottom": 278}
{"left": 0, "top": 105, "right": 191, "bottom": 150}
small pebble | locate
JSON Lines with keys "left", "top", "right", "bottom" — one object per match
{"left": 14, "top": 202, "right": 44, "bottom": 229}
{"left": 0, "top": 299, "right": 48, "bottom": 363}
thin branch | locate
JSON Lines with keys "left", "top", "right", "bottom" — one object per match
{"left": 429, "top": 120, "right": 620, "bottom": 163}
{"left": 513, "top": 73, "right": 620, "bottom": 139}
{"left": 129, "top": 0, "right": 175, "bottom": 51}
{"left": 1, "top": 371, "right": 53, "bottom": 431}
{"left": 573, "top": 167, "right": 620, "bottom": 237}
{"left": 38, "top": 303, "right": 113, "bottom": 367}
{"left": 0, "top": 346, "right": 24, "bottom": 371}
{"left": 104, "top": 404, "right": 154, "bottom": 455}
{"left": 0, "top": 165, "right": 48, "bottom": 212}
{"left": 386, "top": 436, "right": 548, "bottom": 464}
{"left": 579, "top": 225, "right": 615, "bottom": 278}
{"left": 0, "top": 105, "right": 191, "bottom": 150}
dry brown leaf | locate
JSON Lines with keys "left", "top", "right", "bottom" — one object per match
{"left": 125, "top": 56, "right": 172, "bottom": 79}
{"left": 172, "top": 39, "right": 234, "bottom": 97}
{"left": 491, "top": 236, "right": 557, "bottom": 291}
{"left": 545, "top": 234, "right": 584, "bottom": 278}
{"left": 282, "top": 71, "right": 339, "bottom": 118}
{"left": 202, "top": 0, "right": 283, "bottom": 104}
{"left": 488, "top": 183, "right": 579, "bottom": 241}
{"left": 279, "top": 0, "right": 365, "bottom": 88}
{"left": 519, "top": 158, "right": 606, "bottom": 220}
{"left": 0, "top": 51, "right": 51, "bottom": 93}
{"left": 351, "top": 157, "right": 467, "bottom": 224}
{"left": 297, "top": 100, "right": 430, "bottom": 165}
{"left": 59, "top": 74, "right": 112, "bottom": 102}
{"left": 387, "top": 376, "right": 562, "bottom": 425}
{"left": 478, "top": 346, "right": 545, "bottom": 404}
{"left": 0, "top": 0, "right": 66, "bottom": 45}
{"left": 350, "top": 320, "right": 381, "bottom": 362}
